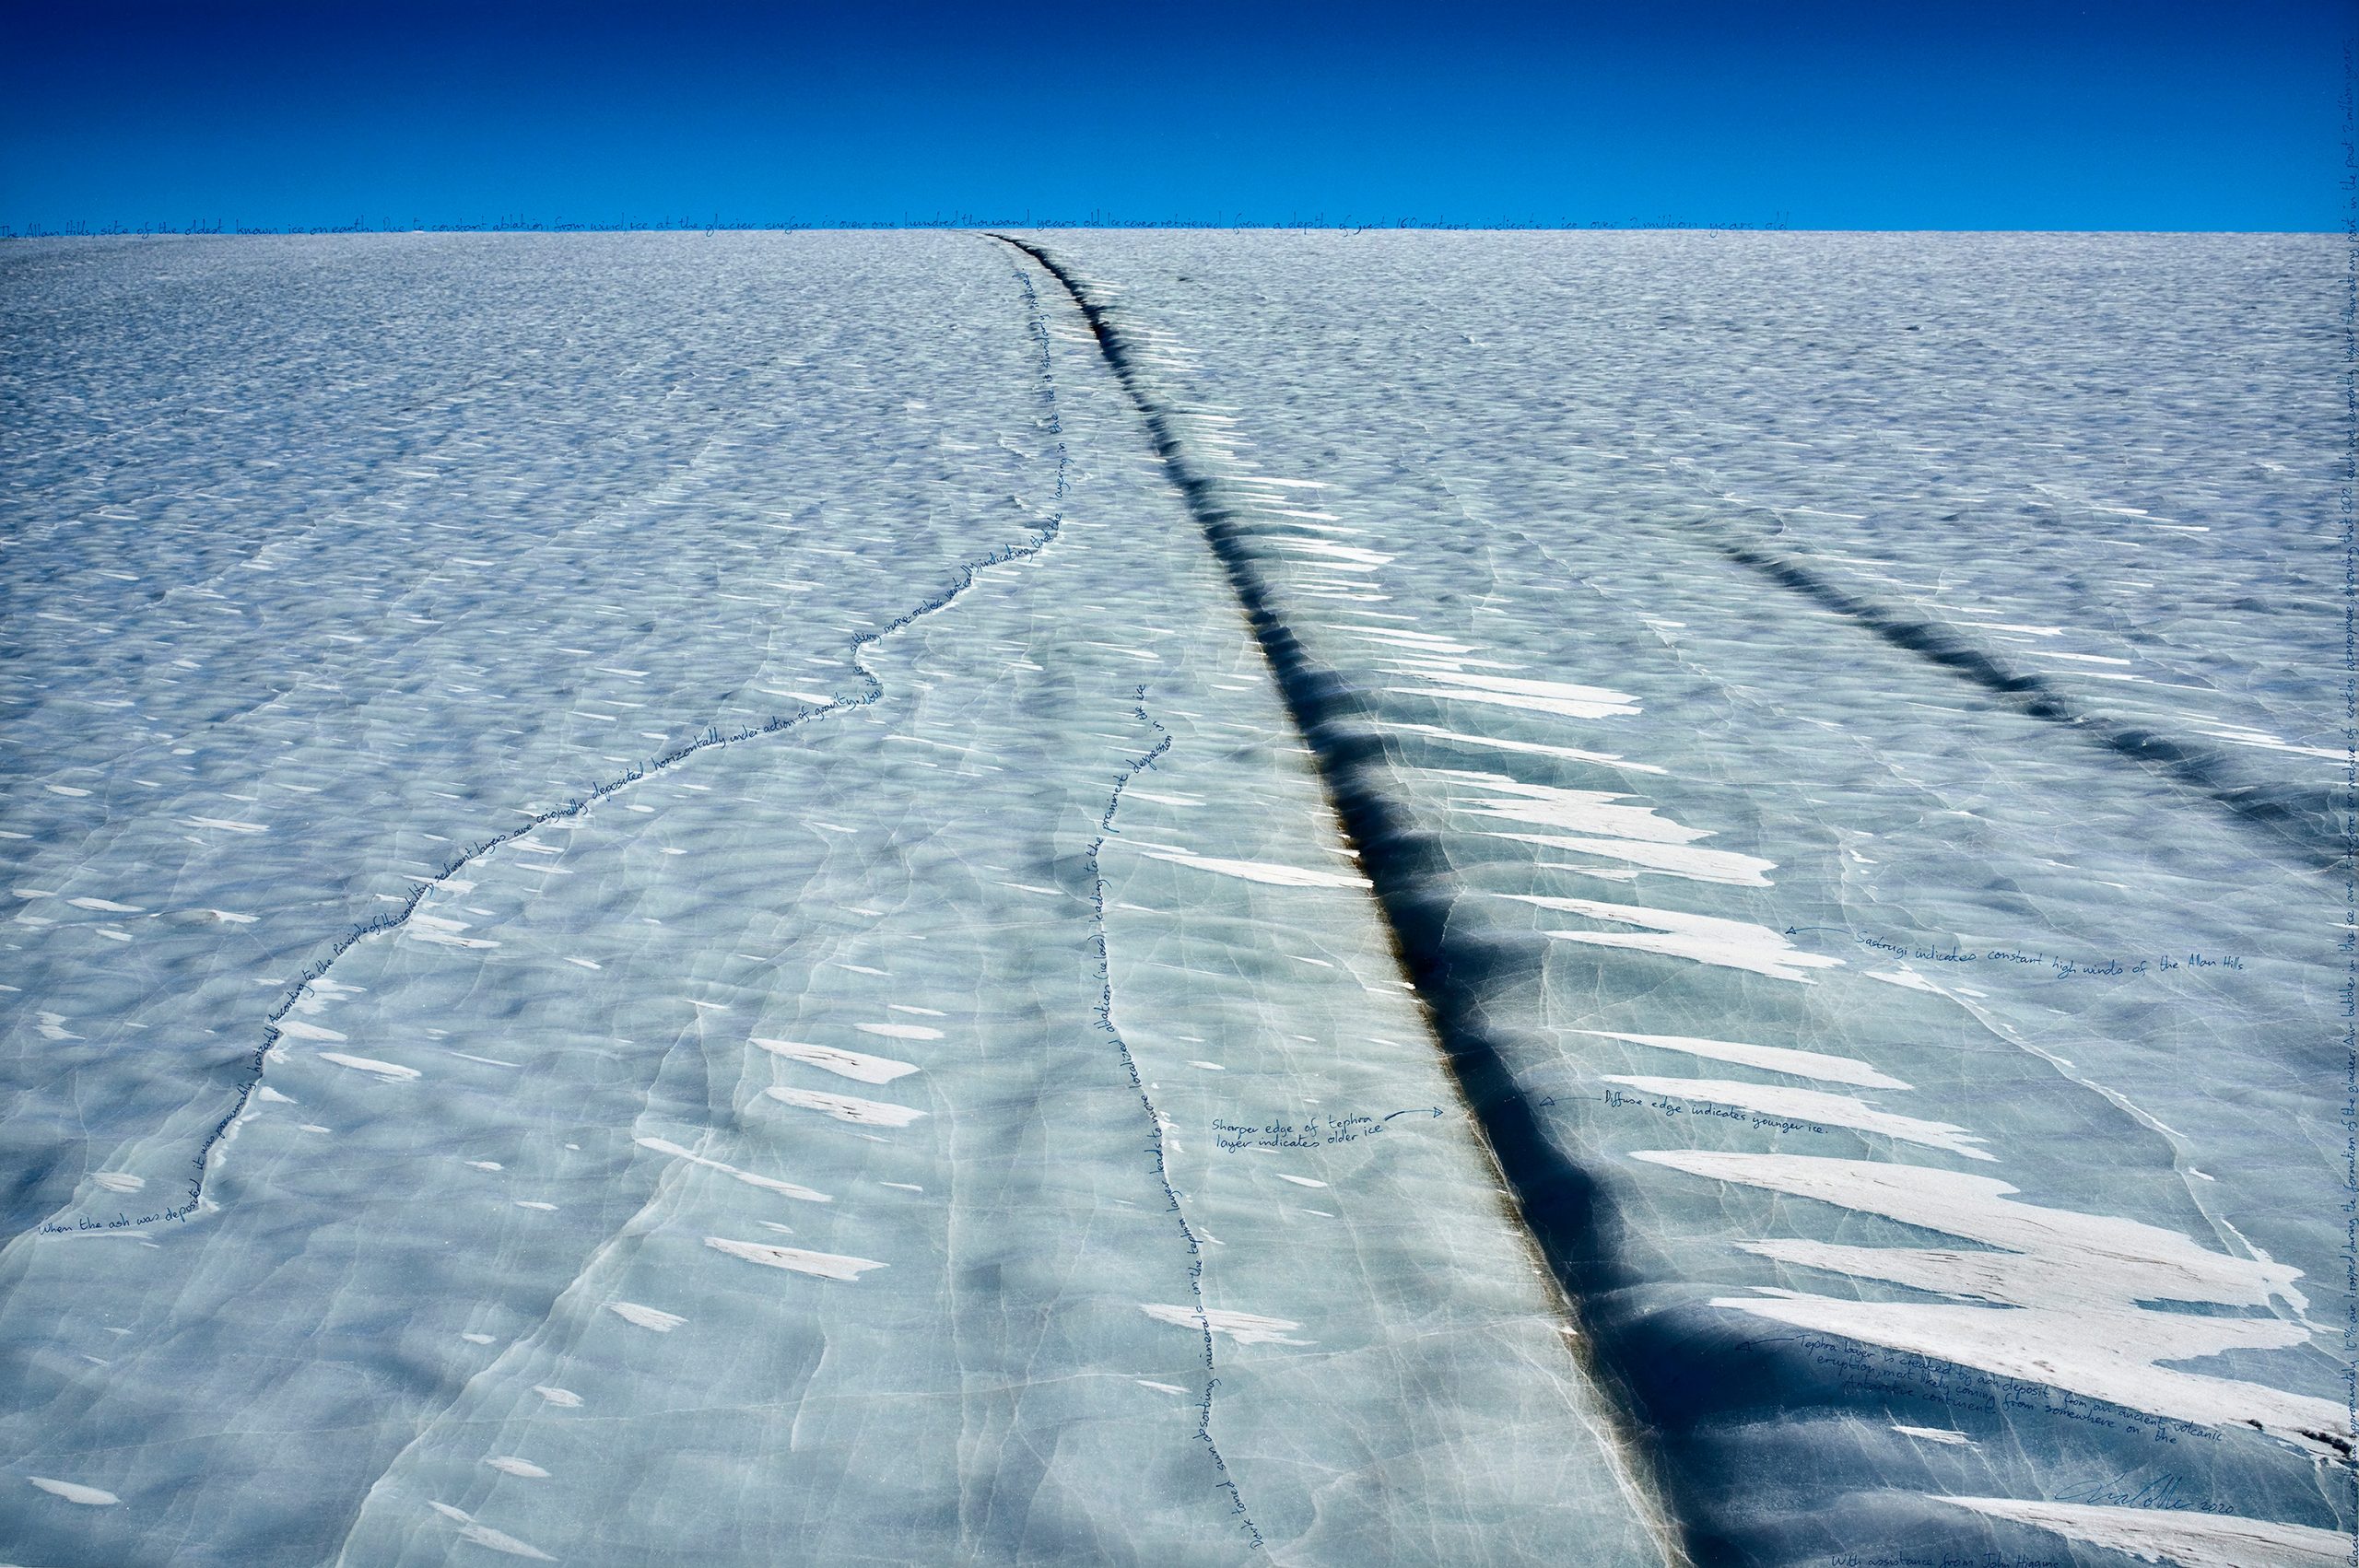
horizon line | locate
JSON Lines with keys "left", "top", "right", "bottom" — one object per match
{"left": 4, "top": 219, "right": 2341, "bottom": 240}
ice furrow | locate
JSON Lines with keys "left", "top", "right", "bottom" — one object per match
{"left": 991, "top": 231, "right": 1695, "bottom": 1568}
{"left": 1712, "top": 538, "right": 2340, "bottom": 870}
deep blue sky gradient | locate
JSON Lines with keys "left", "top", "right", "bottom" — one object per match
{"left": 2, "top": 0, "right": 2347, "bottom": 231}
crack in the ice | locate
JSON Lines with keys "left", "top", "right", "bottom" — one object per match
{"left": 1085, "top": 684, "right": 1264, "bottom": 1554}
{"left": 52, "top": 256, "right": 1074, "bottom": 1236}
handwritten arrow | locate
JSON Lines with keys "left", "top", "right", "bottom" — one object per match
{"left": 1383, "top": 1106, "right": 1444, "bottom": 1122}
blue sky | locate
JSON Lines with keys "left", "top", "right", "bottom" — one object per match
{"left": 1, "top": 0, "right": 2346, "bottom": 231}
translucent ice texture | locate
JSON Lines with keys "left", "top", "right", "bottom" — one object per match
{"left": 0, "top": 228, "right": 2343, "bottom": 1567}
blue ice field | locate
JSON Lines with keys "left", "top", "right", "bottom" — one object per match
{"left": 0, "top": 229, "right": 2347, "bottom": 1566}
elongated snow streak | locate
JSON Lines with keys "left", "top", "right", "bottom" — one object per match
{"left": 1633, "top": 1150, "right": 2346, "bottom": 1460}
{"left": 1931, "top": 1496, "right": 2353, "bottom": 1567}
{"left": 1086, "top": 689, "right": 1265, "bottom": 1552}
{"left": 69, "top": 251, "right": 1075, "bottom": 1235}
{"left": 1572, "top": 1029, "right": 1909, "bottom": 1091}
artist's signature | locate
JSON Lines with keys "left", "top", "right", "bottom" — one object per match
{"left": 1788, "top": 928, "right": 2245, "bottom": 979}
{"left": 2053, "top": 1469, "right": 2197, "bottom": 1511}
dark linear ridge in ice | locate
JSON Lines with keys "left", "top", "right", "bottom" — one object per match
{"left": 1713, "top": 538, "right": 2340, "bottom": 869}
{"left": 993, "top": 231, "right": 1698, "bottom": 1563}
{"left": 1002, "top": 227, "right": 2350, "bottom": 1568}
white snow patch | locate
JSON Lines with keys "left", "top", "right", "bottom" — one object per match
{"left": 1442, "top": 775, "right": 1708, "bottom": 844}
{"left": 1892, "top": 1424, "right": 1974, "bottom": 1446}
{"left": 1574, "top": 1029, "right": 1907, "bottom": 1090}
{"left": 406, "top": 914, "right": 499, "bottom": 949}
{"left": 606, "top": 1301, "right": 685, "bottom": 1332}
{"left": 1133, "top": 847, "right": 1371, "bottom": 889}
{"left": 1266, "top": 537, "right": 1394, "bottom": 567}
{"left": 1636, "top": 1152, "right": 2308, "bottom": 1313}
{"left": 1485, "top": 831, "right": 1774, "bottom": 886}
{"left": 1384, "top": 720, "right": 1667, "bottom": 773}
{"left": 764, "top": 1086, "right": 927, "bottom": 1128}
{"left": 444, "top": 1512, "right": 555, "bottom": 1561}
{"left": 1508, "top": 895, "right": 1844, "bottom": 983}
{"left": 752, "top": 1037, "right": 919, "bottom": 1083}
{"left": 318, "top": 1052, "right": 420, "bottom": 1081}
{"left": 27, "top": 1476, "right": 118, "bottom": 1505}
{"left": 1141, "top": 1304, "right": 1314, "bottom": 1346}
{"left": 1604, "top": 1075, "right": 1992, "bottom": 1160}
{"left": 1637, "top": 1151, "right": 2335, "bottom": 1453}
{"left": 1933, "top": 1497, "right": 2349, "bottom": 1567}
{"left": 704, "top": 1236, "right": 886, "bottom": 1281}
{"left": 1389, "top": 672, "right": 1640, "bottom": 720}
